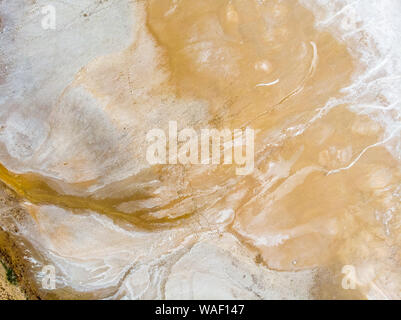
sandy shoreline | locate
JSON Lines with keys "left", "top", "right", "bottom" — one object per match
{"left": 0, "top": 259, "right": 26, "bottom": 300}
{"left": 0, "top": 182, "right": 41, "bottom": 300}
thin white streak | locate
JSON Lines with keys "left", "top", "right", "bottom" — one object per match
{"left": 327, "top": 127, "right": 401, "bottom": 175}
{"left": 317, "top": 0, "right": 361, "bottom": 26}
{"left": 256, "top": 79, "right": 280, "bottom": 87}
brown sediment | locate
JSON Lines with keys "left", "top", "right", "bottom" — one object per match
{"left": 3, "top": 0, "right": 356, "bottom": 233}
{"left": 0, "top": 182, "right": 94, "bottom": 300}
{"left": 145, "top": 0, "right": 358, "bottom": 270}
{"left": 144, "top": 0, "right": 401, "bottom": 299}
{"left": 0, "top": 163, "right": 196, "bottom": 230}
